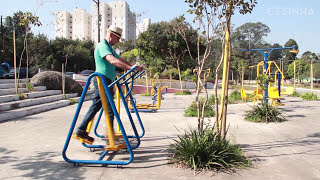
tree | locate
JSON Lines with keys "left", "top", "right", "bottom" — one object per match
{"left": 185, "top": 0, "right": 257, "bottom": 136}
{"left": 136, "top": 20, "right": 198, "bottom": 87}
{"left": 17, "top": 11, "right": 41, "bottom": 79}
{"left": 283, "top": 39, "right": 299, "bottom": 73}
{"left": 233, "top": 22, "right": 270, "bottom": 48}
{"left": 232, "top": 22, "right": 271, "bottom": 75}
{"left": 287, "top": 51, "right": 318, "bottom": 80}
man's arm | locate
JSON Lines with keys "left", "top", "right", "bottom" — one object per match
{"left": 105, "top": 55, "right": 144, "bottom": 71}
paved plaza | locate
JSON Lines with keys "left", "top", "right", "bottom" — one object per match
{"left": 0, "top": 91, "right": 320, "bottom": 179}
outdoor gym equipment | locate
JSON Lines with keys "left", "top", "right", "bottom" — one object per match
{"left": 240, "top": 88, "right": 263, "bottom": 106}
{"left": 245, "top": 59, "right": 286, "bottom": 106}
{"left": 193, "top": 68, "right": 211, "bottom": 89}
{"left": 150, "top": 78, "right": 167, "bottom": 101}
{"left": 240, "top": 46, "right": 298, "bottom": 101}
{"left": 62, "top": 66, "right": 145, "bottom": 166}
{"left": 87, "top": 71, "right": 146, "bottom": 144}
{"left": 128, "top": 84, "right": 164, "bottom": 113}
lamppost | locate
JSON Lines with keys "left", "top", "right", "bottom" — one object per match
{"left": 93, "top": 0, "right": 100, "bottom": 43}
{"left": 1, "top": 15, "right": 4, "bottom": 61}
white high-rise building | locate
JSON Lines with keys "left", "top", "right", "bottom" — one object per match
{"left": 55, "top": 1, "right": 139, "bottom": 44}
{"left": 54, "top": 11, "right": 72, "bottom": 39}
{"left": 92, "top": 0, "right": 136, "bottom": 44}
{"left": 72, "top": 8, "right": 92, "bottom": 41}
{"left": 136, "top": 18, "right": 151, "bottom": 38}
{"left": 55, "top": 8, "right": 92, "bottom": 41}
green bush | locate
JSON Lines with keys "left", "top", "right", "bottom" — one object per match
{"left": 141, "top": 93, "right": 152, "bottom": 96}
{"left": 25, "top": 82, "right": 34, "bottom": 91}
{"left": 18, "top": 93, "right": 25, "bottom": 100}
{"left": 69, "top": 98, "right": 77, "bottom": 105}
{"left": 301, "top": 93, "right": 319, "bottom": 101}
{"left": 175, "top": 90, "right": 192, "bottom": 95}
{"left": 290, "top": 91, "right": 301, "bottom": 97}
{"left": 170, "top": 126, "right": 251, "bottom": 171}
{"left": 184, "top": 96, "right": 215, "bottom": 117}
{"left": 245, "top": 102, "right": 286, "bottom": 123}
{"left": 228, "top": 90, "right": 243, "bottom": 104}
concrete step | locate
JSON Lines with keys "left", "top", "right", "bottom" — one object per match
{"left": 72, "top": 92, "right": 95, "bottom": 103}
{"left": 0, "top": 100, "right": 71, "bottom": 122}
{"left": 0, "top": 86, "right": 46, "bottom": 96}
{"left": 0, "top": 82, "right": 34, "bottom": 89}
{"left": 0, "top": 94, "right": 20, "bottom": 103}
{"left": 0, "top": 94, "right": 68, "bottom": 111}
{"left": 0, "top": 87, "right": 95, "bottom": 122}
{"left": 0, "top": 79, "right": 28, "bottom": 84}
{"left": 23, "top": 90, "right": 62, "bottom": 99}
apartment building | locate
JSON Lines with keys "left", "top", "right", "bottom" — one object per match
{"left": 136, "top": 18, "right": 151, "bottom": 38}
{"left": 92, "top": 0, "right": 136, "bottom": 44}
{"left": 55, "top": 0, "right": 139, "bottom": 44}
{"left": 54, "top": 8, "right": 92, "bottom": 41}
{"left": 72, "top": 8, "right": 92, "bottom": 41}
{"left": 54, "top": 11, "right": 72, "bottom": 39}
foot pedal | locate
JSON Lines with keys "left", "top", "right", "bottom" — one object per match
{"left": 72, "top": 133, "right": 94, "bottom": 145}
{"left": 104, "top": 133, "right": 123, "bottom": 139}
{"left": 104, "top": 142, "right": 127, "bottom": 151}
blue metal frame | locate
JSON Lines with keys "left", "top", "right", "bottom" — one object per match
{"left": 91, "top": 71, "right": 146, "bottom": 139}
{"left": 62, "top": 66, "right": 144, "bottom": 166}
{"left": 240, "top": 46, "right": 297, "bottom": 101}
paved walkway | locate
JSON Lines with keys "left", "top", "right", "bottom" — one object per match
{"left": 0, "top": 92, "right": 319, "bottom": 179}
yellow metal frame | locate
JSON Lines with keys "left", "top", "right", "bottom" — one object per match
{"left": 97, "top": 77, "right": 126, "bottom": 151}
{"left": 128, "top": 85, "right": 162, "bottom": 111}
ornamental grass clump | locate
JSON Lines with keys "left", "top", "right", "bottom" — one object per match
{"left": 301, "top": 92, "right": 319, "bottom": 101}
{"left": 175, "top": 90, "right": 192, "bottom": 95}
{"left": 290, "top": 91, "right": 301, "bottom": 97}
{"left": 245, "top": 102, "right": 286, "bottom": 123}
{"left": 170, "top": 126, "right": 251, "bottom": 172}
{"left": 184, "top": 96, "right": 215, "bottom": 117}
{"left": 228, "top": 90, "right": 243, "bottom": 104}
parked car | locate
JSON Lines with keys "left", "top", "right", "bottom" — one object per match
{"left": 3, "top": 67, "right": 32, "bottom": 79}
{"left": 65, "top": 72, "right": 76, "bottom": 78}
{"left": 79, "top": 70, "right": 94, "bottom": 76}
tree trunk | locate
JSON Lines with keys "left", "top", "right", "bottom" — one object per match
{"left": 177, "top": 61, "right": 183, "bottom": 90}
{"left": 218, "top": 3, "right": 232, "bottom": 137}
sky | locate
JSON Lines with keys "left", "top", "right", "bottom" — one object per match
{"left": 1, "top": 0, "right": 319, "bottom": 55}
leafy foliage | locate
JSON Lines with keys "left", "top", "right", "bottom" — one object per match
{"left": 18, "top": 93, "right": 25, "bottom": 100}
{"left": 256, "top": 74, "right": 273, "bottom": 90}
{"left": 301, "top": 93, "right": 319, "bottom": 101}
{"left": 228, "top": 90, "right": 243, "bottom": 104}
{"left": 141, "top": 93, "right": 152, "bottom": 96}
{"left": 184, "top": 96, "right": 215, "bottom": 117}
{"left": 25, "top": 82, "right": 34, "bottom": 91}
{"left": 175, "top": 90, "right": 192, "bottom": 95}
{"left": 170, "top": 126, "right": 251, "bottom": 171}
{"left": 290, "top": 91, "right": 301, "bottom": 97}
{"left": 245, "top": 102, "right": 286, "bottom": 123}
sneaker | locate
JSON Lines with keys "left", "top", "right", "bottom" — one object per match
{"left": 72, "top": 129, "right": 94, "bottom": 144}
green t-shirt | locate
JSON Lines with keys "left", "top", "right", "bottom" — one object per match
{"left": 94, "top": 40, "right": 120, "bottom": 81}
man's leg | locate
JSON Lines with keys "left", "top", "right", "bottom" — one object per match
{"left": 75, "top": 77, "right": 101, "bottom": 143}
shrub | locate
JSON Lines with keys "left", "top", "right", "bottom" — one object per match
{"left": 175, "top": 90, "right": 192, "bottom": 95}
{"left": 170, "top": 126, "right": 251, "bottom": 172}
{"left": 228, "top": 90, "right": 243, "bottom": 104}
{"left": 18, "top": 93, "right": 25, "bottom": 100}
{"left": 301, "top": 93, "right": 319, "bottom": 101}
{"left": 290, "top": 91, "right": 301, "bottom": 97}
{"left": 69, "top": 98, "right": 77, "bottom": 105}
{"left": 25, "top": 82, "right": 34, "bottom": 91}
{"left": 141, "top": 93, "right": 152, "bottom": 96}
{"left": 245, "top": 102, "right": 286, "bottom": 123}
{"left": 184, "top": 96, "right": 215, "bottom": 117}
